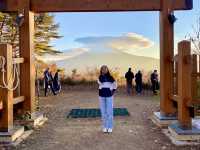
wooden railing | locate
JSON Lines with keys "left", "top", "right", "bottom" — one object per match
{"left": 13, "top": 96, "right": 25, "bottom": 105}
{"left": 13, "top": 57, "right": 24, "bottom": 64}
{"left": 0, "top": 44, "right": 25, "bottom": 132}
{"left": 170, "top": 40, "right": 200, "bottom": 128}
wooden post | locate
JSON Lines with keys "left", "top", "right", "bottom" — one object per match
{"left": 177, "top": 40, "right": 192, "bottom": 129}
{"left": 172, "top": 55, "right": 178, "bottom": 95}
{"left": 198, "top": 55, "right": 200, "bottom": 79}
{"left": 175, "top": 59, "right": 178, "bottom": 95}
{"left": 160, "top": 0, "right": 176, "bottom": 115}
{"left": 192, "top": 54, "right": 197, "bottom": 98}
{"left": 0, "top": 44, "right": 13, "bottom": 132}
{"left": 19, "top": 0, "right": 35, "bottom": 113}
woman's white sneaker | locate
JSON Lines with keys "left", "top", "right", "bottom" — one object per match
{"left": 102, "top": 128, "right": 107, "bottom": 133}
{"left": 107, "top": 128, "right": 112, "bottom": 133}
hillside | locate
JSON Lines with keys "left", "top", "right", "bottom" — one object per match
{"left": 56, "top": 51, "right": 159, "bottom": 75}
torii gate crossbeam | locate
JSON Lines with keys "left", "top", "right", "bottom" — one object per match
{"left": 0, "top": 0, "right": 193, "bottom": 12}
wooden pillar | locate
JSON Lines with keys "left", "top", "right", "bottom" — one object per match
{"left": 19, "top": 0, "right": 35, "bottom": 113}
{"left": 199, "top": 55, "right": 200, "bottom": 75}
{"left": 175, "top": 57, "right": 178, "bottom": 95}
{"left": 177, "top": 41, "right": 192, "bottom": 129}
{"left": 0, "top": 44, "right": 13, "bottom": 132}
{"left": 192, "top": 54, "right": 197, "bottom": 98}
{"left": 172, "top": 54, "right": 178, "bottom": 95}
{"left": 160, "top": 0, "right": 175, "bottom": 115}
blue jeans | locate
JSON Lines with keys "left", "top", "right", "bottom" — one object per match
{"left": 136, "top": 83, "right": 142, "bottom": 94}
{"left": 126, "top": 83, "right": 132, "bottom": 95}
{"left": 99, "top": 96, "right": 114, "bottom": 129}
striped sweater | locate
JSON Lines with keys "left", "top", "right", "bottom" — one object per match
{"left": 98, "top": 75, "right": 117, "bottom": 97}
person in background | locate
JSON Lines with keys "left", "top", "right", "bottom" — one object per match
{"left": 135, "top": 70, "right": 143, "bottom": 95}
{"left": 53, "top": 69, "right": 61, "bottom": 93}
{"left": 151, "top": 70, "right": 158, "bottom": 95}
{"left": 44, "top": 68, "right": 56, "bottom": 96}
{"left": 98, "top": 65, "right": 117, "bottom": 133}
{"left": 125, "top": 68, "right": 134, "bottom": 95}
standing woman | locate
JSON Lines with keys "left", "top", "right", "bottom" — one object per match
{"left": 53, "top": 69, "right": 61, "bottom": 93}
{"left": 98, "top": 65, "right": 117, "bottom": 133}
{"left": 44, "top": 68, "right": 56, "bottom": 96}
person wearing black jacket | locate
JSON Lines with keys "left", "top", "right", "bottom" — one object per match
{"left": 135, "top": 70, "right": 143, "bottom": 95}
{"left": 44, "top": 68, "right": 56, "bottom": 96}
{"left": 53, "top": 70, "right": 61, "bottom": 93}
{"left": 151, "top": 70, "right": 158, "bottom": 95}
{"left": 98, "top": 65, "right": 117, "bottom": 133}
{"left": 125, "top": 68, "right": 134, "bottom": 95}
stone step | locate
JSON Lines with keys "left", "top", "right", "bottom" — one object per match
{"left": 0, "top": 126, "right": 24, "bottom": 145}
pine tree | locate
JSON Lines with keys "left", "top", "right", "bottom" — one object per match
{"left": 34, "top": 13, "right": 62, "bottom": 55}
{"left": 0, "top": 12, "right": 62, "bottom": 56}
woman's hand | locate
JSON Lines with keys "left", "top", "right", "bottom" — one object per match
{"left": 112, "top": 89, "right": 116, "bottom": 95}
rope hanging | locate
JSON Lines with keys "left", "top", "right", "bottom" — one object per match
{"left": 0, "top": 56, "right": 20, "bottom": 91}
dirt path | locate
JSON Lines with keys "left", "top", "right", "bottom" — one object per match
{"left": 12, "top": 89, "right": 199, "bottom": 150}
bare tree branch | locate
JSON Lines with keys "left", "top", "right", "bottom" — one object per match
{"left": 186, "top": 14, "right": 200, "bottom": 54}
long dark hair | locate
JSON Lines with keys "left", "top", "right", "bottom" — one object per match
{"left": 99, "top": 65, "right": 115, "bottom": 82}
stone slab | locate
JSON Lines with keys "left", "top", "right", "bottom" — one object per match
{"left": 15, "top": 112, "right": 47, "bottom": 128}
{"left": 0, "top": 126, "right": 24, "bottom": 145}
{"left": 163, "top": 129, "right": 200, "bottom": 146}
{"left": 151, "top": 112, "right": 177, "bottom": 128}
{"left": 168, "top": 123, "right": 200, "bottom": 141}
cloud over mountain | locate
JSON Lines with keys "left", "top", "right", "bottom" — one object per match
{"left": 36, "top": 48, "right": 89, "bottom": 62}
{"left": 75, "top": 32, "right": 154, "bottom": 55}
{"left": 37, "top": 32, "right": 155, "bottom": 62}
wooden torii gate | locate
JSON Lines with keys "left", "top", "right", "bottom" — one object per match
{"left": 0, "top": 0, "right": 193, "bottom": 131}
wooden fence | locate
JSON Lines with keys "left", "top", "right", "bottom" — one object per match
{"left": 170, "top": 40, "right": 200, "bottom": 128}
{"left": 0, "top": 44, "right": 24, "bottom": 132}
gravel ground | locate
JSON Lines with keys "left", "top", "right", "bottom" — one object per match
{"left": 5, "top": 87, "right": 200, "bottom": 150}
